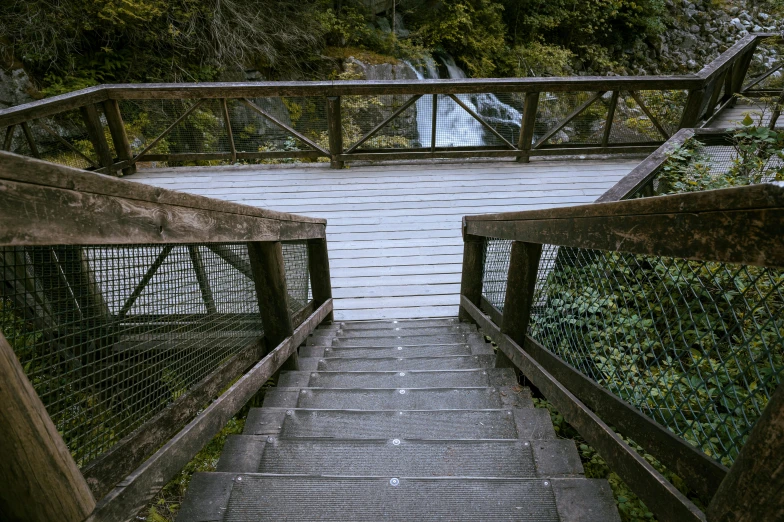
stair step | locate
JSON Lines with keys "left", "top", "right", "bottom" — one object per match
{"left": 300, "top": 343, "right": 477, "bottom": 358}
{"left": 221, "top": 437, "right": 536, "bottom": 476}
{"left": 243, "top": 408, "right": 556, "bottom": 440}
{"left": 338, "top": 319, "right": 460, "bottom": 330}
{"left": 178, "top": 474, "right": 619, "bottom": 522}
{"left": 333, "top": 334, "right": 471, "bottom": 347}
{"left": 333, "top": 325, "right": 474, "bottom": 338}
{"left": 299, "top": 355, "right": 495, "bottom": 372}
{"left": 262, "top": 387, "right": 527, "bottom": 410}
{"left": 277, "top": 368, "right": 518, "bottom": 388}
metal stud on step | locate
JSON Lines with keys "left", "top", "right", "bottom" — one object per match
{"left": 399, "top": 389, "right": 406, "bottom": 394}
{"left": 286, "top": 410, "right": 293, "bottom": 416}
{"left": 397, "top": 347, "right": 403, "bottom": 350}
{"left": 267, "top": 437, "right": 274, "bottom": 443}
{"left": 390, "top": 478, "right": 400, "bottom": 486}
{"left": 392, "top": 439, "right": 401, "bottom": 446}
{"left": 543, "top": 481, "right": 550, "bottom": 487}
{"left": 399, "top": 372, "right": 405, "bottom": 376}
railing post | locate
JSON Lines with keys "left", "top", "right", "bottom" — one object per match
{"left": 0, "top": 331, "right": 97, "bottom": 522}
{"left": 679, "top": 87, "right": 706, "bottom": 128}
{"left": 248, "top": 241, "right": 298, "bottom": 370}
{"left": 102, "top": 99, "right": 136, "bottom": 176}
{"left": 601, "top": 91, "right": 619, "bottom": 147}
{"left": 498, "top": 241, "right": 542, "bottom": 368}
{"left": 307, "top": 237, "right": 334, "bottom": 324}
{"left": 80, "top": 103, "right": 116, "bottom": 176}
{"left": 326, "top": 96, "right": 343, "bottom": 169}
{"left": 731, "top": 46, "right": 758, "bottom": 96}
{"left": 3, "top": 124, "right": 16, "bottom": 151}
{"left": 706, "top": 382, "right": 784, "bottom": 522}
{"left": 20, "top": 122, "right": 40, "bottom": 158}
{"left": 458, "top": 222, "right": 484, "bottom": 323}
{"left": 517, "top": 92, "right": 539, "bottom": 163}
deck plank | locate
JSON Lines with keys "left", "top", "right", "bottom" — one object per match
{"left": 130, "top": 158, "right": 639, "bottom": 320}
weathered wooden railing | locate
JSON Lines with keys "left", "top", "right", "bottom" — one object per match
{"left": 459, "top": 149, "right": 784, "bottom": 522}
{"left": 0, "top": 34, "right": 778, "bottom": 172}
{"left": 0, "top": 151, "right": 333, "bottom": 522}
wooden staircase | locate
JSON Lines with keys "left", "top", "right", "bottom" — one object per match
{"left": 178, "top": 318, "right": 620, "bottom": 521}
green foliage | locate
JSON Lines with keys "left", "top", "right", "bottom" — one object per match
{"left": 512, "top": 42, "right": 574, "bottom": 77}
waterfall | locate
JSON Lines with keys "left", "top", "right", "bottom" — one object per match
{"left": 405, "top": 56, "right": 522, "bottom": 147}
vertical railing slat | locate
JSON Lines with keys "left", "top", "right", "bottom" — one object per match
{"left": 498, "top": 241, "right": 542, "bottom": 368}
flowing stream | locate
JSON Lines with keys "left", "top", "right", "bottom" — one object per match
{"left": 406, "top": 56, "right": 522, "bottom": 147}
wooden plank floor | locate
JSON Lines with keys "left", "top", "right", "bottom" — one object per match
{"left": 130, "top": 158, "right": 641, "bottom": 320}
{"left": 709, "top": 99, "right": 782, "bottom": 128}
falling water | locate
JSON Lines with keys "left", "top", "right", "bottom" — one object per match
{"left": 406, "top": 56, "right": 522, "bottom": 147}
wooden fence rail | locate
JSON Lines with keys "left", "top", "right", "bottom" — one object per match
{"left": 0, "top": 34, "right": 777, "bottom": 171}
{"left": 0, "top": 152, "right": 333, "bottom": 522}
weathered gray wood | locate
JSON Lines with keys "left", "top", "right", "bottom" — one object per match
{"left": 81, "top": 339, "right": 262, "bottom": 499}
{"left": 466, "top": 183, "right": 784, "bottom": 268}
{"left": 534, "top": 92, "right": 604, "bottom": 149}
{"left": 327, "top": 96, "right": 343, "bottom": 169}
{"left": 696, "top": 33, "right": 771, "bottom": 79}
{"left": 743, "top": 62, "right": 784, "bottom": 92}
{"left": 498, "top": 241, "right": 541, "bottom": 369}
{"left": 102, "top": 99, "right": 136, "bottom": 176}
{"left": 0, "top": 87, "right": 108, "bottom": 128}
{"left": 131, "top": 100, "right": 204, "bottom": 165}
{"left": 36, "top": 119, "right": 100, "bottom": 168}
{"left": 207, "top": 244, "right": 253, "bottom": 279}
{"left": 221, "top": 99, "right": 237, "bottom": 164}
{"left": 85, "top": 299, "right": 332, "bottom": 522}
{"left": 479, "top": 295, "right": 504, "bottom": 327}
{"left": 458, "top": 227, "right": 484, "bottom": 324}
{"left": 596, "top": 128, "right": 695, "bottom": 202}
{"left": 460, "top": 296, "right": 707, "bottom": 522}
{"left": 680, "top": 88, "right": 707, "bottom": 127}
{"left": 0, "top": 331, "right": 96, "bottom": 521}
{"left": 248, "top": 242, "right": 295, "bottom": 361}
{"left": 138, "top": 150, "right": 323, "bottom": 162}
{"left": 291, "top": 300, "right": 316, "bottom": 329}
{"left": 20, "top": 122, "right": 40, "bottom": 158}
{"left": 447, "top": 94, "right": 516, "bottom": 149}
{"left": 189, "top": 246, "right": 217, "bottom": 315}
{"left": 240, "top": 98, "right": 328, "bottom": 157}
{"left": 344, "top": 95, "right": 421, "bottom": 153}
{"left": 308, "top": 238, "right": 334, "bottom": 323}
{"left": 707, "top": 382, "right": 784, "bottom": 522}
{"left": 629, "top": 91, "right": 670, "bottom": 139}
{"left": 80, "top": 104, "right": 116, "bottom": 175}
{"left": 731, "top": 47, "right": 758, "bottom": 96}
{"left": 517, "top": 92, "right": 540, "bottom": 163}
{"left": 2, "top": 124, "right": 15, "bottom": 150}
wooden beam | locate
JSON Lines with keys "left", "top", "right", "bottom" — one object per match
{"left": 240, "top": 98, "right": 328, "bottom": 157}
{"left": 35, "top": 119, "right": 100, "bottom": 168}
{"left": 130, "top": 100, "right": 203, "bottom": 165}
{"left": 221, "top": 99, "right": 237, "bottom": 164}
{"left": 81, "top": 338, "right": 262, "bottom": 499}
{"left": 517, "top": 92, "right": 539, "bottom": 163}
{"left": 601, "top": 91, "right": 619, "bottom": 147}
{"left": 2, "top": 124, "right": 15, "bottom": 151}
{"left": 85, "top": 299, "right": 332, "bottom": 522}
{"left": 458, "top": 226, "right": 484, "bottom": 324}
{"left": 460, "top": 296, "right": 707, "bottom": 522}
{"left": 207, "top": 244, "right": 253, "bottom": 279}
{"left": 596, "top": 128, "right": 694, "bottom": 202}
{"left": 742, "top": 62, "right": 784, "bottom": 92}
{"left": 629, "top": 91, "right": 670, "bottom": 139}
{"left": 327, "top": 96, "right": 343, "bottom": 169}
{"left": 307, "top": 238, "right": 333, "bottom": 324}
{"left": 707, "top": 382, "right": 784, "bottom": 522}
{"left": 248, "top": 242, "right": 295, "bottom": 356}
{"left": 498, "top": 241, "right": 541, "bottom": 368}
{"left": 447, "top": 94, "right": 516, "bottom": 150}
{"left": 344, "top": 94, "right": 421, "bottom": 153}
{"left": 533, "top": 92, "right": 604, "bottom": 149}
{"left": 466, "top": 183, "right": 784, "bottom": 269}
{"left": 679, "top": 87, "right": 707, "bottom": 128}
{"left": 0, "top": 331, "right": 96, "bottom": 521}
{"left": 189, "top": 246, "right": 217, "bottom": 315}
{"left": 102, "top": 100, "right": 136, "bottom": 176}
{"left": 80, "top": 104, "right": 116, "bottom": 176}
{"left": 20, "top": 122, "right": 40, "bottom": 158}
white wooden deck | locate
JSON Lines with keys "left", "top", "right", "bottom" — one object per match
{"left": 131, "top": 158, "right": 641, "bottom": 320}
{"left": 709, "top": 99, "right": 783, "bottom": 129}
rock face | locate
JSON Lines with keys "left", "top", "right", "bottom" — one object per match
{"left": 0, "top": 66, "right": 36, "bottom": 110}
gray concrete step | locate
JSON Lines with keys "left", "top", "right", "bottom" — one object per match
{"left": 338, "top": 318, "right": 460, "bottom": 331}
{"left": 298, "top": 355, "right": 495, "bottom": 372}
{"left": 300, "top": 343, "right": 474, "bottom": 358}
{"left": 262, "top": 387, "right": 528, "bottom": 410}
{"left": 243, "top": 408, "right": 556, "bottom": 440}
{"left": 333, "top": 333, "right": 471, "bottom": 347}
{"left": 332, "top": 325, "right": 475, "bottom": 338}
{"left": 178, "top": 474, "right": 620, "bottom": 522}
{"left": 277, "top": 368, "right": 518, "bottom": 388}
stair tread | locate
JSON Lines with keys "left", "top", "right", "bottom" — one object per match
{"left": 277, "top": 368, "right": 518, "bottom": 388}
{"left": 337, "top": 319, "right": 460, "bottom": 330}
{"left": 327, "top": 325, "right": 475, "bottom": 338}
{"left": 332, "top": 334, "right": 473, "bottom": 347}
{"left": 178, "top": 474, "right": 620, "bottom": 522}
{"left": 299, "top": 354, "right": 496, "bottom": 371}
{"left": 300, "top": 343, "right": 494, "bottom": 358}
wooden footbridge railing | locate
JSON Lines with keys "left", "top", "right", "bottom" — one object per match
{"left": 0, "top": 151, "right": 333, "bottom": 521}
{"left": 0, "top": 34, "right": 779, "bottom": 173}
{"left": 459, "top": 128, "right": 784, "bottom": 521}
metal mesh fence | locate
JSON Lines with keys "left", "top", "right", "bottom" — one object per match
{"left": 0, "top": 243, "right": 267, "bottom": 467}
{"left": 282, "top": 240, "right": 310, "bottom": 313}
{"left": 744, "top": 37, "right": 784, "bottom": 93}
{"left": 5, "top": 110, "right": 98, "bottom": 169}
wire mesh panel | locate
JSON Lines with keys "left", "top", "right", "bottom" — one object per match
{"left": 4, "top": 110, "right": 98, "bottom": 169}
{"left": 744, "top": 37, "right": 784, "bottom": 93}
{"left": 528, "top": 248, "right": 783, "bottom": 466}
{"left": 282, "top": 240, "right": 310, "bottom": 314}
{"left": 0, "top": 243, "right": 264, "bottom": 467}
{"left": 535, "top": 92, "right": 607, "bottom": 146}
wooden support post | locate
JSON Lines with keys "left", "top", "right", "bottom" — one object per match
{"left": 517, "top": 92, "right": 539, "bottom": 163}
{"left": 248, "top": 241, "right": 297, "bottom": 370}
{"left": 679, "top": 87, "right": 706, "bottom": 128}
{"left": 0, "top": 331, "right": 96, "bottom": 522}
{"left": 430, "top": 94, "right": 438, "bottom": 152}
{"left": 189, "top": 246, "right": 217, "bottom": 315}
{"left": 458, "top": 224, "right": 484, "bottom": 324}
{"left": 20, "top": 122, "right": 40, "bottom": 158}
{"left": 221, "top": 99, "right": 237, "bottom": 164}
{"left": 326, "top": 96, "right": 343, "bottom": 169}
{"left": 768, "top": 88, "right": 783, "bottom": 130}
{"left": 3, "top": 124, "right": 15, "bottom": 151}
{"left": 307, "top": 238, "right": 333, "bottom": 324}
{"left": 707, "top": 382, "right": 784, "bottom": 522}
{"left": 722, "top": 64, "right": 736, "bottom": 106}
{"left": 731, "top": 48, "right": 757, "bottom": 96}
{"left": 703, "top": 71, "right": 728, "bottom": 120}
{"left": 80, "top": 104, "right": 116, "bottom": 175}
{"left": 103, "top": 99, "right": 136, "bottom": 176}
{"left": 498, "top": 241, "right": 542, "bottom": 368}
{"left": 601, "top": 91, "right": 619, "bottom": 147}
